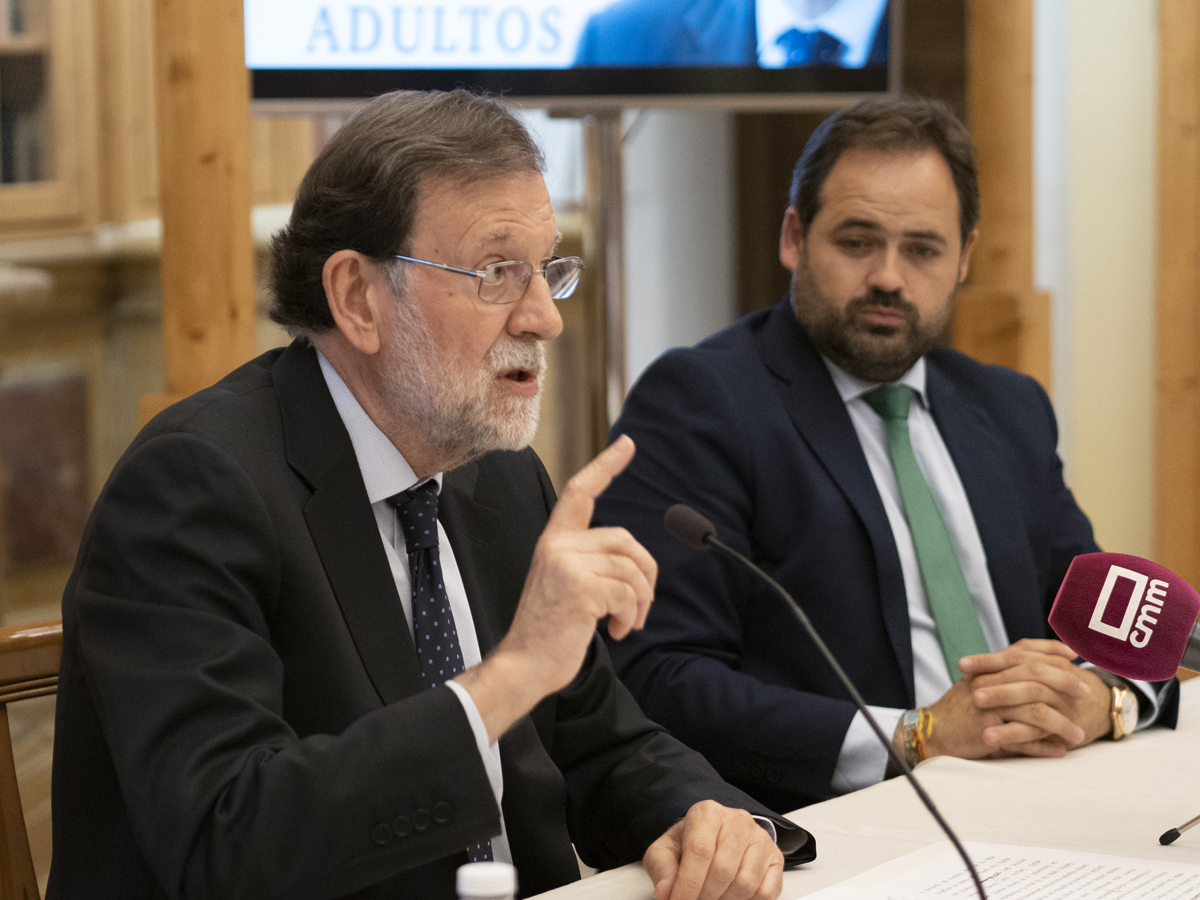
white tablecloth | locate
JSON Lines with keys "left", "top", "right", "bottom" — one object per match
{"left": 535, "top": 677, "right": 1200, "bottom": 898}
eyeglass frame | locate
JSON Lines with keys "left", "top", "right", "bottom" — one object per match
{"left": 392, "top": 254, "right": 584, "bottom": 305}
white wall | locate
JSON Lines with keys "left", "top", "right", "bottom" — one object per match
{"left": 622, "top": 110, "right": 739, "bottom": 389}
{"left": 515, "top": 110, "right": 588, "bottom": 209}
{"left": 1035, "top": 0, "right": 1158, "bottom": 556}
{"left": 518, "top": 108, "right": 740, "bottom": 394}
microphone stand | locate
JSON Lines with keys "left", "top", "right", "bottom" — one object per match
{"left": 671, "top": 507, "right": 988, "bottom": 900}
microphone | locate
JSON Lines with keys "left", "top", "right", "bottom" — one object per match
{"left": 1047, "top": 552, "right": 1200, "bottom": 681}
{"left": 1161, "top": 812, "right": 1200, "bottom": 846}
{"left": 663, "top": 504, "right": 988, "bottom": 900}
{"left": 1049, "top": 551, "right": 1200, "bottom": 847}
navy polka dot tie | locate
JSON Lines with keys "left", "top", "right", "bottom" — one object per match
{"left": 387, "top": 480, "right": 492, "bottom": 862}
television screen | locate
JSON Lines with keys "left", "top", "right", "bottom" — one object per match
{"left": 247, "top": 0, "right": 895, "bottom": 110}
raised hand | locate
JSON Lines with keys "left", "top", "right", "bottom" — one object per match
{"left": 456, "top": 436, "right": 658, "bottom": 742}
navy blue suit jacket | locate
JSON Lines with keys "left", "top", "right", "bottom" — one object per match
{"left": 574, "top": 0, "right": 888, "bottom": 67}
{"left": 595, "top": 300, "right": 1179, "bottom": 813}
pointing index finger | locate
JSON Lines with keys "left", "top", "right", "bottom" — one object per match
{"left": 544, "top": 435, "right": 636, "bottom": 534}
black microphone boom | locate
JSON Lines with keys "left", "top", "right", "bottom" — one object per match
{"left": 663, "top": 503, "right": 988, "bottom": 900}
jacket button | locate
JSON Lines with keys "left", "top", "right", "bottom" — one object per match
{"left": 392, "top": 815, "right": 411, "bottom": 838}
{"left": 412, "top": 808, "right": 431, "bottom": 832}
{"left": 371, "top": 824, "right": 393, "bottom": 846}
{"left": 432, "top": 801, "right": 452, "bottom": 825}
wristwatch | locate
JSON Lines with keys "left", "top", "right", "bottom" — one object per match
{"left": 1092, "top": 669, "right": 1138, "bottom": 740}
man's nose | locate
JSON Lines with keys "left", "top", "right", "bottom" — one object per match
{"left": 866, "top": 246, "right": 905, "bottom": 295}
{"left": 508, "top": 273, "right": 563, "bottom": 341}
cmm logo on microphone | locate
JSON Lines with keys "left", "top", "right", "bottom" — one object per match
{"left": 1087, "top": 565, "right": 1169, "bottom": 648}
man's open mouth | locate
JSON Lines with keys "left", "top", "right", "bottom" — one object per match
{"left": 501, "top": 367, "right": 536, "bottom": 383}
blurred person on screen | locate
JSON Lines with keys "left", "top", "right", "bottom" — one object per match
{"left": 574, "top": 0, "right": 888, "bottom": 68}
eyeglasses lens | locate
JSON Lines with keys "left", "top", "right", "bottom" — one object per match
{"left": 545, "top": 258, "right": 582, "bottom": 299}
{"left": 478, "top": 261, "right": 532, "bottom": 304}
{"left": 476, "top": 258, "right": 583, "bottom": 304}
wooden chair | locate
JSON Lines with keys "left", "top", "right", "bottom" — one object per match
{"left": 0, "top": 621, "right": 61, "bottom": 900}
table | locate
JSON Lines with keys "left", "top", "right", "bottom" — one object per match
{"left": 536, "top": 678, "right": 1200, "bottom": 898}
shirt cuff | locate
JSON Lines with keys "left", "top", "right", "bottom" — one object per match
{"left": 753, "top": 816, "right": 777, "bottom": 843}
{"left": 445, "top": 680, "right": 503, "bottom": 796}
{"left": 830, "top": 705, "right": 905, "bottom": 794}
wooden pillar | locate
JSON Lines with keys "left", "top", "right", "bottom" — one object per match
{"left": 139, "top": 0, "right": 256, "bottom": 424}
{"left": 1155, "top": 0, "right": 1200, "bottom": 588}
{"left": 583, "top": 113, "right": 626, "bottom": 452}
{"left": 953, "top": 0, "right": 1050, "bottom": 390}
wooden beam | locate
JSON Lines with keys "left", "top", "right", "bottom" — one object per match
{"left": 146, "top": 0, "right": 255, "bottom": 419}
{"left": 952, "top": 285, "right": 1050, "bottom": 390}
{"left": 1155, "top": 0, "right": 1200, "bottom": 586}
{"left": 965, "top": 0, "right": 1034, "bottom": 291}
{"left": 957, "top": 0, "right": 1048, "bottom": 391}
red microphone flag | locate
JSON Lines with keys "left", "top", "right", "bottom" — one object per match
{"left": 1049, "top": 552, "right": 1200, "bottom": 681}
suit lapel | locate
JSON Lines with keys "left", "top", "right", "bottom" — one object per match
{"left": 926, "top": 359, "right": 1046, "bottom": 642}
{"left": 758, "top": 302, "right": 915, "bottom": 696}
{"left": 273, "top": 342, "right": 424, "bottom": 705}
{"left": 439, "top": 462, "right": 506, "bottom": 656}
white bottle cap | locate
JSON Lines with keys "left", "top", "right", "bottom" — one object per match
{"left": 456, "top": 861, "right": 517, "bottom": 897}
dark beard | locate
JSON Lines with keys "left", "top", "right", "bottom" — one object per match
{"left": 791, "top": 265, "right": 955, "bottom": 383}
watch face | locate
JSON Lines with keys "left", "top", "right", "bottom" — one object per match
{"left": 1118, "top": 691, "right": 1138, "bottom": 734}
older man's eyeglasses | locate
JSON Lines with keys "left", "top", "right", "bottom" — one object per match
{"left": 393, "top": 254, "right": 584, "bottom": 305}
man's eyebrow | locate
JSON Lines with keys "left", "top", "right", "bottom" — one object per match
{"left": 832, "top": 218, "right": 949, "bottom": 245}
{"left": 902, "top": 229, "right": 948, "bottom": 245}
{"left": 481, "top": 230, "right": 562, "bottom": 254}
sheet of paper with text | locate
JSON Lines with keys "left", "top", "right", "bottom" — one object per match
{"left": 802, "top": 841, "right": 1200, "bottom": 899}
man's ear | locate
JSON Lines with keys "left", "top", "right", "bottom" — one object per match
{"left": 322, "top": 250, "right": 386, "bottom": 356}
{"left": 779, "top": 208, "right": 805, "bottom": 271}
{"left": 957, "top": 229, "right": 979, "bottom": 284}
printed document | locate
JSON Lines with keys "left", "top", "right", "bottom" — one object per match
{"left": 801, "top": 841, "right": 1200, "bottom": 899}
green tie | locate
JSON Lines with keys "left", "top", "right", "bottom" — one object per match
{"left": 863, "top": 385, "right": 989, "bottom": 681}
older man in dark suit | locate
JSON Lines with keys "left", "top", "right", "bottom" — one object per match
{"left": 594, "top": 95, "right": 1178, "bottom": 815}
{"left": 47, "top": 89, "right": 812, "bottom": 900}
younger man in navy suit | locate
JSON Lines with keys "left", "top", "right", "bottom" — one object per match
{"left": 595, "top": 95, "right": 1178, "bottom": 814}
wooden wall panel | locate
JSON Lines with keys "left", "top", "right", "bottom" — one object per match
{"left": 964, "top": 0, "right": 1033, "bottom": 291}
{"left": 1155, "top": 0, "right": 1200, "bottom": 586}
{"left": 251, "top": 118, "right": 316, "bottom": 208}
{"left": 955, "top": 0, "right": 1049, "bottom": 390}
{"left": 144, "top": 0, "right": 256, "bottom": 414}
{"left": 98, "top": 0, "right": 160, "bottom": 224}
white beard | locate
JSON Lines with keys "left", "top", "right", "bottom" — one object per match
{"left": 377, "top": 290, "right": 544, "bottom": 470}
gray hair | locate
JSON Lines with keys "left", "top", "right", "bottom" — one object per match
{"left": 269, "top": 89, "right": 545, "bottom": 335}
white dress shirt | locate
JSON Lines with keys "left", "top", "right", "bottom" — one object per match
{"left": 756, "top": 0, "right": 888, "bottom": 68}
{"left": 318, "top": 353, "right": 512, "bottom": 863}
{"left": 824, "top": 357, "right": 1159, "bottom": 794}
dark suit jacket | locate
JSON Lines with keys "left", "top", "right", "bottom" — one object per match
{"left": 573, "top": 0, "right": 888, "bottom": 67}
{"left": 48, "top": 341, "right": 812, "bottom": 900}
{"left": 594, "top": 300, "right": 1180, "bottom": 814}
